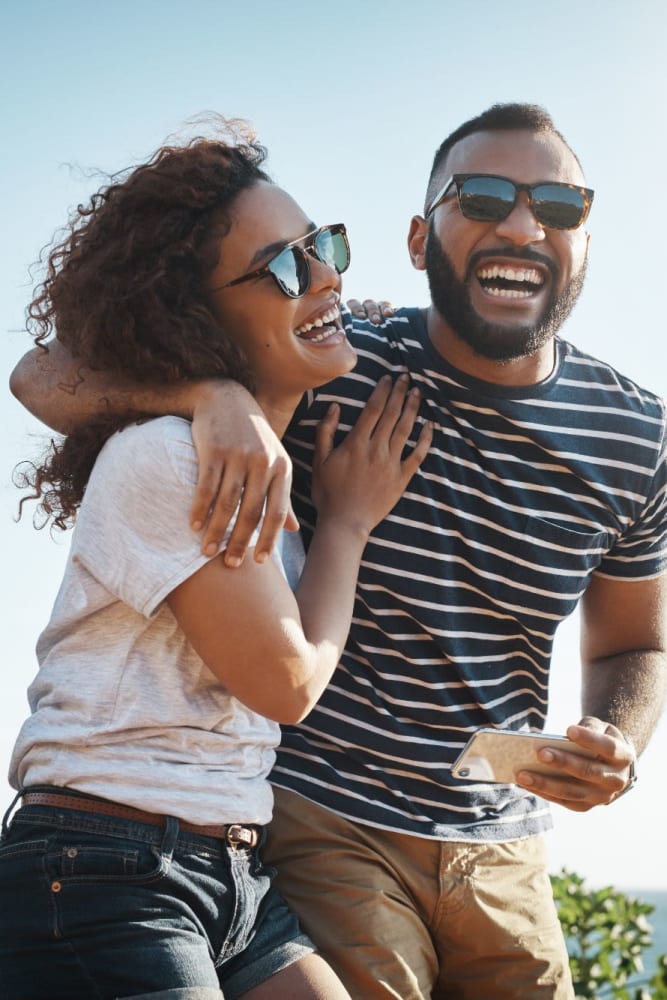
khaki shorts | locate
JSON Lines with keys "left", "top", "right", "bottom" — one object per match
{"left": 265, "top": 787, "right": 574, "bottom": 1000}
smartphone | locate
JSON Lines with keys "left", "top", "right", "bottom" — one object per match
{"left": 450, "top": 728, "right": 598, "bottom": 784}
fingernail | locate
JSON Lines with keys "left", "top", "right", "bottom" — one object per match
{"left": 518, "top": 772, "right": 533, "bottom": 786}
{"left": 371, "top": 312, "right": 381, "bottom": 323}
{"left": 541, "top": 749, "right": 554, "bottom": 762}
{"left": 225, "top": 554, "right": 241, "bottom": 568}
{"left": 255, "top": 551, "right": 268, "bottom": 564}
{"left": 205, "top": 542, "right": 218, "bottom": 557}
{"left": 191, "top": 520, "right": 202, "bottom": 532}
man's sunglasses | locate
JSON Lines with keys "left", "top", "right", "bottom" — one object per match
{"left": 216, "top": 223, "right": 350, "bottom": 299}
{"left": 426, "top": 174, "right": 594, "bottom": 231}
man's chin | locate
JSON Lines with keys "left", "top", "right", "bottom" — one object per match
{"left": 461, "top": 325, "right": 551, "bottom": 363}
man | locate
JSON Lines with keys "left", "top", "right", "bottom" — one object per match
{"left": 11, "top": 104, "right": 667, "bottom": 999}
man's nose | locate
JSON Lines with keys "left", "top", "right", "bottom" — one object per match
{"left": 493, "top": 192, "right": 546, "bottom": 246}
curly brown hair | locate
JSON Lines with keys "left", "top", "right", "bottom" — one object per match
{"left": 19, "top": 118, "right": 271, "bottom": 529}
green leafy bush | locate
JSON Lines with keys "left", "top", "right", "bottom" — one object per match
{"left": 551, "top": 869, "right": 667, "bottom": 998}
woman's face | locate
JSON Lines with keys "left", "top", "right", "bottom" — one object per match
{"left": 208, "top": 181, "right": 356, "bottom": 412}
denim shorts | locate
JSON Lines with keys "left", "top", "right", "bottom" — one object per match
{"left": 0, "top": 795, "right": 314, "bottom": 1000}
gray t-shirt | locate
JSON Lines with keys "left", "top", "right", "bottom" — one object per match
{"left": 10, "top": 416, "right": 281, "bottom": 825}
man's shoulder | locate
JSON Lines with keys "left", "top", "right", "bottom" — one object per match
{"left": 342, "top": 306, "right": 428, "bottom": 370}
{"left": 560, "top": 338, "right": 666, "bottom": 423}
{"left": 347, "top": 306, "right": 424, "bottom": 345}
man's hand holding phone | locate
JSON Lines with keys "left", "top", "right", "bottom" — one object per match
{"left": 514, "top": 718, "right": 636, "bottom": 812}
{"left": 452, "top": 720, "right": 636, "bottom": 812}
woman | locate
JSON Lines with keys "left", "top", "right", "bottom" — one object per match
{"left": 0, "top": 121, "right": 431, "bottom": 999}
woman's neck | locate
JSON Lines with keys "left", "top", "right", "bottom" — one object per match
{"left": 254, "top": 392, "right": 302, "bottom": 440}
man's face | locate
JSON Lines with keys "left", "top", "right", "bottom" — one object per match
{"left": 424, "top": 129, "right": 590, "bottom": 363}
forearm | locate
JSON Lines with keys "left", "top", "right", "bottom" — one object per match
{"left": 10, "top": 340, "right": 257, "bottom": 434}
{"left": 292, "top": 516, "right": 369, "bottom": 703}
{"left": 581, "top": 649, "right": 667, "bottom": 754}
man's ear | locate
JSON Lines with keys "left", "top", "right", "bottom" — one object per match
{"left": 408, "top": 216, "right": 428, "bottom": 272}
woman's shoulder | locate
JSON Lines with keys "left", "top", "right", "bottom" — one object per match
{"left": 104, "top": 415, "right": 193, "bottom": 454}
{"left": 91, "top": 416, "right": 198, "bottom": 499}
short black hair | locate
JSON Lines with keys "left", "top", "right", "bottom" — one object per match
{"left": 424, "top": 102, "right": 583, "bottom": 215}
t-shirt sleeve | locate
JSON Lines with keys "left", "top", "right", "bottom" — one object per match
{"left": 71, "top": 416, "right": 257, "bottom": 616}
{"left": 596, "top": 419, "right": 667, "bottom": 580}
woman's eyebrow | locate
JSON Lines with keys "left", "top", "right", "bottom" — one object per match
{"left": 247, "top": 221, "right": 317, "bottom": 268}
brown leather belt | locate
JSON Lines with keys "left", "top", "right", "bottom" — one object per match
{"left": 21, "top": 792, "right": 260, "bottom": 848}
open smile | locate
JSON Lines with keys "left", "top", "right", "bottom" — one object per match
{"left": 294, "top": 305, "right": 343, "bottom": 343}
{"left": 476, "top": 263, "right": 546, "bottom": 300}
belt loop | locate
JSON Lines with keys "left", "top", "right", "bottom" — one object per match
{"left": 1, "top": 788, "right": 24, "bottom": 840}
{"left": 157, "top": 815, "right": 180, "bottom": 873}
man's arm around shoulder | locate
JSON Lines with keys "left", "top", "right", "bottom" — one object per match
{"left": 10, "top": 340, "right": 296, "bottom": 563}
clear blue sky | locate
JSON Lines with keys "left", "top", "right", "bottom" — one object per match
{"left": 2, "top": 0, "right": 666, "bottom": 889}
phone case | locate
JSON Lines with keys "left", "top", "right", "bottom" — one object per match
{"left": 450, "top": 728, "right": 597, "bottom": 783}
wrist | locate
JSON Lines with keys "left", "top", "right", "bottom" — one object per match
{"left": 184, "top": 379, "right": 257, "bottom": 421}
{"left": 612, "top": 733, "right": 638, "bottom": 801}
{"left": 315, "top": 511, "right": 372, "bottom": 547}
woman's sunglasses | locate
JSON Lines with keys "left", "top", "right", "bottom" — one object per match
{"left": 216, "top": 223, "right": 350, "bottom": 299}
{"left": 426, "top": 174, "right": 594, "bottom": 231}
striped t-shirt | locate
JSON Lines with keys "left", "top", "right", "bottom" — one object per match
{"left": 272, "top": 307, "right": 667, "bottom": 841}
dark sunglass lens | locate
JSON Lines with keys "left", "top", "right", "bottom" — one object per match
{"left": 315, "top": 227, "right": 350, "bottom": 274}
{"left": 459, "top": 177, "right": 516, "bottom": 221}
{"left": 269, "top": 247, "right": 309, "bottom": 297}
{"left": 532, "top": 185, "right": 586, "bottom": 229}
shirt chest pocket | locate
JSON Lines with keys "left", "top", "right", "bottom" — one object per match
{"left": 478, "top": 515, "right": 611, "bottom": 622}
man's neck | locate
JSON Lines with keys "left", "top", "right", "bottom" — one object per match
{"left": 423, "top": 306, "right": 556, "bottom": 387}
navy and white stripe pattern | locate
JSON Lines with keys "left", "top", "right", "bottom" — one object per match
{"left": 273, "top": 308, "right": 667, "bottom": 841}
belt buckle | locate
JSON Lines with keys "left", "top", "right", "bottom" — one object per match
{"left": 226, "top": 824, "right": 256, "bottom": 850}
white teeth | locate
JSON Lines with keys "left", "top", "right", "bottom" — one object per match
{"left": 294, "top": 306, "right": 340, "bottom": 337}
{"left": 486, "top": 286, "right": 533, "bottom": 298}
{"left": 477, "top": 265, "right": 543, "bottom": 285}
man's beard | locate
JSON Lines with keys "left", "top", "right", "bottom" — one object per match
{"left": 424, "top": 228, "right": 587, "bottom": 364}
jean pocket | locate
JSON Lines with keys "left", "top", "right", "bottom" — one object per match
{"left": 0, "top": 836, "right": 48, "bottom": 861}
{"left": 45, "top": 833, "right": 169, "bottom": 886}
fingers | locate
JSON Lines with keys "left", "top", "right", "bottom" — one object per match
{"left": 349, "top": 375, "right": 394, "bottom": 437}
{"left": 197, "top": 453, "right": 292, "bottom": 567}
{"left": 566, "top": 721, "right": 631, "bottom": 765}
{"left": 346, "top": 298, "right": 395, "bottom": 325}
{"left": 369, "top": 375, "right": 413, "bottom": 441}
{"left": 515, "top": 724, "right": 633, "bottom": 810}
{"left": 195, "top": 455, "right": 246, "bottom": 557}
{"left": 314, "top": 404, "right": 340, "bottom": 472}
{"left": 370, "top": 378, "right": 428, "bottom": 456}
{"left": 214, "top": 464, "right": 268, "bottom": 565}
{"left": 190, "top": 454, "right": 229, "bottom": 534}
{"left": 386, "top": 385, "right": 423, "bottom": 452}
{"left": 402, "top": 419, "right": 434, "bottom": 477}
{"left": 352, "top": 375, "right": 430, "bottom": 467}
{"left": 254, "top": 476, "right": 295, "bottom": 563}
{"left": 516, "top": 764, "right": 626, "bottom": 811}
